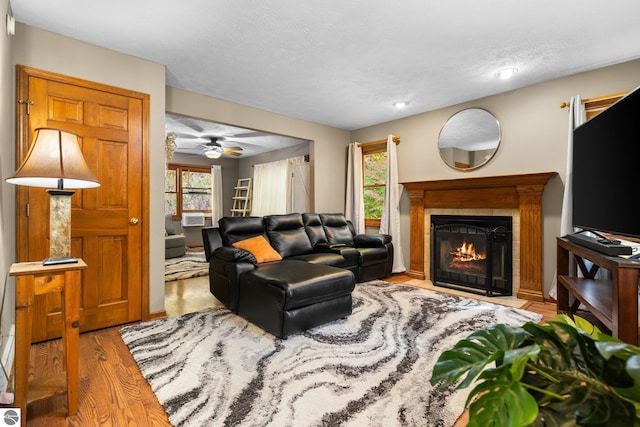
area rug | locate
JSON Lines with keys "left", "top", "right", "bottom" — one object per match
{"left": 120, "top": 280, "right": 542, "bottom": 427}
{"left": 164, "top": 251, "right": 208, "bottom": 282}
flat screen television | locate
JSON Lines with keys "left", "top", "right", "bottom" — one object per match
{"left": 572, "top": 84, "right": 640, "bottom": 239}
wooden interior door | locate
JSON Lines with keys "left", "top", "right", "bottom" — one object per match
{"left": 16, "top": 66, "right": 149, "bottom": 342}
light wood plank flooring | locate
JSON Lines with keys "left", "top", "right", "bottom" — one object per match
{"left": 22, "top": 274, "right": 556, "bottom": 426}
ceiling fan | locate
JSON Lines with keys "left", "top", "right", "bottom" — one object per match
{"left": 173, "top": 132, "right": 245, "bottom": 158}
{"left": 200, "top": 136, "right": 243, "bottom": 159}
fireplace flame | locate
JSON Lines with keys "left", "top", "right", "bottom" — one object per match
{"left": 450, "top": 241, "right": 486, "bottom": 262}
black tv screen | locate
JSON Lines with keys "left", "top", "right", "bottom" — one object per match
{"left": 572, "top": 84, "right": 640, "bottom": 239}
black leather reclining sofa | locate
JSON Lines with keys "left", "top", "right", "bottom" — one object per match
{"left": 201, "top": 212, "right": 393, "bottom": 338}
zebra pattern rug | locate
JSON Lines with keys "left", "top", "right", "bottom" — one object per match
{"left": 120, "top": 281, "right": 542, "bottom": 426}
{"left": 164, "top": 251, "right": 208, "bottom": 282}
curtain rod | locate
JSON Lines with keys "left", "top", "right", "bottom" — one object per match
{"left": 559, "top": 91, "right": 627, "bottom": 108}
{"left": 357, "top": 135, "right": 400, "bottom": 146}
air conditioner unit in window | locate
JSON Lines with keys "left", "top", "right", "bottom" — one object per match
{"left": 182, "top": 212, "right": 205, "bottom": 227}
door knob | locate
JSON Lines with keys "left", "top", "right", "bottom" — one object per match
{"left": 129, "top": 217, "right": 139, "bottom": 225}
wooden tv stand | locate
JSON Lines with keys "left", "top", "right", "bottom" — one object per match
{"left": 557, "top": 237, "right": 640, "bottom": 345}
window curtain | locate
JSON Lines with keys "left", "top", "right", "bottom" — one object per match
{"left": 252, "top": 158, "right": 290, "bottom": 216}
{"left": 549, "top": 96, "right": 586, "bottom": 299}
{"left": 345, "top": 142, "right": 365, "bottom": 234}
{"left": 289, "top": 157, "right": 310, "bottom": 212}
{"left": 210, "top": 165, "right": 223, "bottom": 226}
{"left": 379, "top": 135, "right": 406, "bottom": 273}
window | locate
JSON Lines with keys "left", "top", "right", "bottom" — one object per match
{"left": 584, "top": 92, "right": 626, "bottom": 120}
{"left": 165, "top": 163, "right": 212, "bottom": 220}
{"left": 362, "top": 142, "right": 387, "bottom": 227}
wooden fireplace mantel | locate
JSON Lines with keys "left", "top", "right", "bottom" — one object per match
{"left": 402, "top": 172, "right": 557, "bottom": 302}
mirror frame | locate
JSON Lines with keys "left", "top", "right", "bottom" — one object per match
{"left": 437, "top": 108, "right": 501, "bottom": 171}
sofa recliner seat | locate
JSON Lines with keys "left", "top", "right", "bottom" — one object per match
{"left": 237, "top": 260, "right": 354, "bottom": 338}
{"left": 201, "top": 212, "right": 393, "bottom": 338}
{"left": 317, "top": 213, "right": 393, "bottom": 282}
{"left": 165, "top": 214, "right": 186, "bottom": 259}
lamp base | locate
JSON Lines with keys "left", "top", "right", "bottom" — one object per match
{"left": 43, "top": 257, "right": 78, "bottom": 266}
{"left": 46, "top": 189, "right": 75, "bottom": 262}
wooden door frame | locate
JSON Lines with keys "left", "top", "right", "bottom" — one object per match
{"left": 15, "top": 65, "right": 151, "bottom": 321}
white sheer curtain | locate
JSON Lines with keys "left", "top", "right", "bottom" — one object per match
{"left": 379, "top": 135, "right": 406, "bottom": 273}
{"left": 291, "top": 162, "right": 311, "bottom": 212}
{"left": 210, "top": 165, "right": 223, "bottom": 225}
{"left": 345, "top": 142, "right": 365, "bottom": 234}
{"left": 252, "top": 157, "right": 305, "bottom": 216}
{"left": 285, "top": 156, "right": 304, "bottom": 213}
{"left": 549, "top": 96, "right": 586, "bottom": 299}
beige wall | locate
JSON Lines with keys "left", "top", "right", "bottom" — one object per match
{"left": 351, "top": 58, "right": 640, "bottom": 295}
{"left": 9, "top": 24, "right": 168, "bottom": 313}
{"left": 1, "top": 0, "right": 15, "bottom": 347}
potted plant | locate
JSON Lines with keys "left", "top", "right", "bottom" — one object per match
{"left": 430, "top": 315, "right": 640, "bottom": 426}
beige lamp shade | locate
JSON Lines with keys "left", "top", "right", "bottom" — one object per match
{"left": 6, "top": 128, "right": 100, "bottom": 189}
{"left": 6, "top": 127, "right": 100, "bottom": 265}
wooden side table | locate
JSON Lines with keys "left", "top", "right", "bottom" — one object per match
{"left": 9, "top": 259, "right": 87, "bottom": 424}
{"left": 557, "top": 238, "right": 639, "bottom": 345}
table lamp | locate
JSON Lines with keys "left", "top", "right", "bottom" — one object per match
{"left": 6, "top": 128, "right": 100, "bottom": 265}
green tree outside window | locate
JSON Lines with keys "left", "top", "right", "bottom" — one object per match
{"left": 164, "top": 164, "right": 212, "bottom": 219}
{"left": 363, "top": 151, "right": 387, "bottom": 222}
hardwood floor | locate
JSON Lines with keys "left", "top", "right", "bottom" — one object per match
{"left": 23, "top": 274, "right": 557, "bottom": 426}
{"left": 25, "top": 327, "right": 170, "bottom": 427}
{"left": 164, "top": 276, "right": 219, "bottom": 317}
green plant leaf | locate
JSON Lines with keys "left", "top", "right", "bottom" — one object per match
{"left": 535, "top": 375, "right": 637, "bottom": 427}
{"left": 505, "top": 345, "right": 541, "bottom": 382}
{"left": 522, "top": 322, "right": 576, "bottom": 371}
{"left": 628, "top": 355, "right": 640, "bottom": 381}
{"left": 431, "top": 317, "right": 640, "bottom": 427}
{"left": 430, "top": 323, "right": 526, "bottom": 389}
{"left": 466, "top": 374, "right": 538, "bottom": 427}
{"left": 596, "top": 341, "right": 632, "bottom": 360}
{"left": 572, "top": 315, "right": 603, "bottom": 337}
{"left": 429, "top": 346, "right": 501, "bottom": 389}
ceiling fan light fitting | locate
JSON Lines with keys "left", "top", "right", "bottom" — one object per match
{"left": 204, "top": 149, "right": 222, "bottom": 159}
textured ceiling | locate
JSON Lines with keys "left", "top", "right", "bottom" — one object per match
{"left": 11, "top": 1, "right": 640, "bottom": 133}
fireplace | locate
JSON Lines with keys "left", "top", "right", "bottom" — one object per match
{"left": 431, "top": 215, "right": 512, "bottom": 296}
{"left": 402, "top": 172, "right": 556, "bottom": 301}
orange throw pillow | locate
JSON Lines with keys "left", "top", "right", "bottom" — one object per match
{"left": 232, "top": 235, "right": 282, "bottom": 263}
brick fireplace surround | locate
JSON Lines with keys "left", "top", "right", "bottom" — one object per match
{"left": 402, "top": 172, "right": 556, "bottom": 302}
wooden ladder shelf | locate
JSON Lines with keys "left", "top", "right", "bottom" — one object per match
{"left": 231, "top": 178, "right": 252, "bottom": 216}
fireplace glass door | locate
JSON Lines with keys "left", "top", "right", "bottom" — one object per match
{"left": 431, "top": 215, "right": 512, "bottom": 296}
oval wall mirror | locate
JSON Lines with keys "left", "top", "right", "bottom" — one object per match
{"left": 438, "top": 108, "right": 501, "bottom": 171}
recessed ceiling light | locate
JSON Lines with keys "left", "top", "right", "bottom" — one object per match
{"left": 392, "top": 101, "right": 409, "bottom": 109}
{"left": 494, "top": 68, "right": 518, "bottom": 80}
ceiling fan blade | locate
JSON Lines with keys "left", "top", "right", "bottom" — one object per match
{"left": 179, "top": 117, "right": 205, "bottom": 133}
{"left": 178, "top": 141, "right": 206, "bottom": 149}
{"left": 222, "top": 148, "right": 242, "bottom": 156}
{"left": 223, "top": 146, "right": 243, "bottom": 151}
